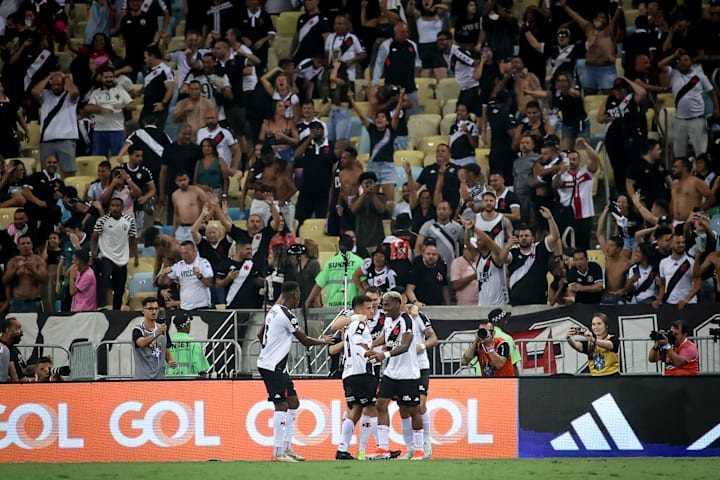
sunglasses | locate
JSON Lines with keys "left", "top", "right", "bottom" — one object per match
{"left": 557, "top": 32, "right": 569, "bottom": 37}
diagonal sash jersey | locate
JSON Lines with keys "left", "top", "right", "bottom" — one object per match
{"left": 412, "top": 312, "right": 433, "bottom": 370}
{"left": 257, "top": 304, "right": 299, "bottom": 371}
{"left": 383, "top": 312, "right": 419, "bottom": 380}
{"left": 366, "top": 309, "right": 387, "bottom": 353}
{"left": 342, "top": 319, "right": 373, "bottom": 379}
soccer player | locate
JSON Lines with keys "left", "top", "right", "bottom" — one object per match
{"left": 256, "top": 281, "right": 333, "bottom": 462}
{"left": 367, "top": 291, "right": 424, "bottom": 460}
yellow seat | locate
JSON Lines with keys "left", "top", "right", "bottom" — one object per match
{"left": 587, "top": 249, "right": 606, "bottom": 271}
{"left": 351, "top": 101, "right": 370, "bottom": 118}
{"left": 414, "top": 78, "right": 437, "bottom": 101}
{"left": 358, "top": 153, "right": 369, "bottom": 168}
{"left": 393, "top": 150, "right": 425, "bottom": 168}
{"left": 276, "top": 11, "right": 300, "bottom": 36}
{"left": 57, "top": 51, "right": 74, "bottom": 73}
{"left": 423, "top": 153, "right": 436, "bottom": 167}
{"left": 228, "top": 173, "right": 244, "bottom": 206}
{"left": 588, "top": 109, "right": 605, "bottom": 138}
{"left": 656, "top": 93, "right": 675, "bottom": 110}
{"left": 442, "top": 99, "right": 457, "bottom": 116}
{"left": 408, "top": 114, "right": 441, "bottom": 147}
{"left": 167, "top": 36, "right": 185, "bottom": 53}
{"left": 70, "top": 3, "right": 88, "bottom": 21}
{"left": 270, "top": 35, "right": 293, "bottom": 60}
{"left": 349, "top": 136, "right": 361, "bottom": 152}
{"left": 75, "top": 156, "right": 107, "bottom": 177}
{"left": 435, "top": 78, "right": 461, "bottom": 102}
{"left": 21, "top": 121, "right": 40, "bottom": 149}
{"left": 63, "top": 176, "right": 95, "bottom": 199}
{"left": 109, "top": 155, "right": 129, "bottom": 165}
{"left": 128, "top": 292, "right": 156, "bottom": 311}
{"left": 475, "top": 148, "right": 490, "bottom": 174}
{"left": 111, "top": 36, "right": 125, "bottom": 57}
{"left": 418, "top": 135, "right": 449, "bottom": 155}
{"left": 299, "top": 219, "right": 327, "bottom": 242}
{"left": 317, "top": 236, "right": 339, "bottom": 252}
{"left": 440, "top": 113, "right": 456, "bottom": 135}
{"left": 645, "top": 108, "right": 655, "bottom": 133}
{"left": 624, "top": 9, "right": 639, "bottom": 28}
{"left": 175, "top": 20, "right": 186, "bottom": 37}
{"left": 128, "top": 258, "right": 155, "bottom": 278}
{"left": 73, "top": 21, "right": 87, "bottom": 38}
{"left": 584, "top": 95, "right": 606, "bottom": 113}
{"left": 418, "top": 98, "right": 442, "bottom": 115}
{"left": 0, "top": 207, "right": 19, "bottom": 229}
{"left": 318, "top": 250, "right": 334, "bottom": 268}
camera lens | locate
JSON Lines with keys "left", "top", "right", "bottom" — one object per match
{"left": 477, "top": 328, "right": 489, "bottom": 339}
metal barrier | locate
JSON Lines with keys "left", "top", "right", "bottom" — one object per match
{"left": 17, "top": 344, "right": 72, "bottom": 373}
{"left": 96, "top": 338, "right": 243, "bottom": 380}
{"left": 69, "top": 341, "right": 96, "bottom": 381}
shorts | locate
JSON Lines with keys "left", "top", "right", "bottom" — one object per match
{"left": 259, "top": 367, "right": 297, "bottom": 403}
{"left": 418, "top": 42, "right": 445, "bottom": 69}
{"left": 343, "top": 374, "right": 378, "bottom": 408}
{"left": 580, "top": 64, "right": 617, "bottom": 91}
{"left": 623, "top": 236, "right": 637, "bottom": 251}
{"left": 377, "top": 375, "right": 420, "bottom": 406}
{"left": 367, "top": 161, "right": 397, "bottom": 185}
{"left": 40, "top": 139, "right": 76, "bottom": 173}
{"left": 560, "top": 117, "right": 590, "bottom": 140}
{"left": 418, "top": 368, "right": 430, "bottom": 396}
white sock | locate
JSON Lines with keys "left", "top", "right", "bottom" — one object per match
{"left": 339, "top": 418, "right": 355, "bottom": 452}
{"left": 413, "top": 429, "right": 424, "bottom": 453}
{"left": 273, "top": 411, "right": 287, "bottom": 457}
{"left": 369, "top": 416, "right": 378, "bottom": 449}
{"left": 359, "top": 415, "right": 371, "bottom": 452}
{"left": 377, "top": 424, "right": 389, "bottom": 450}
{"left": 421, "top": 412, "right": 431, "bottom": 447}
{"left": 284, "top": 409, "right": 297, "bottom": 451}
{"left": 401, "top": 417, "right": 413, "bottom": 451}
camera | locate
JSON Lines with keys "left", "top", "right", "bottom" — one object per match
{"left": 287, "top": 244, "right": 307, "bottom": 256}
{"left": 650, "top": 330, "right": 676, "bottom": 345}
{"left": 477, "top": 327, "right": 491, "bottom": 340}
{"left": 50, "top": 366, "right": 71, "bottom": 376}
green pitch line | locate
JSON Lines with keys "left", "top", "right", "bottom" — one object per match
{"left": 4, "top": 458, "right": 720, "bottom": 480}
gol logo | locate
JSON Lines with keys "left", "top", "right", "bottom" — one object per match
{"left": 109, "top": 401, "right": 220, "bottom": 448}
{"left": 0, "top": 403, "right": 84, "bottom": 450}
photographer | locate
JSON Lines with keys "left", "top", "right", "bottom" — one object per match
{"left": 648, "top": 320, "right": 699, "bottom": 376}
{"left": 566, "top": 313, "right": 620, "bottom": 376}
{"left": 460, "top": 319, "right": 515, "bottom": 377}
{"left": 32, "top": 356, "right": 69, "bottom": 382}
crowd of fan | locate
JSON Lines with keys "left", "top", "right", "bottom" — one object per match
{"left": 0, "top": 0, "right": 719, "bottom": 315}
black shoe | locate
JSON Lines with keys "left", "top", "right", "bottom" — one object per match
{"left": 389, "top": 450, "right": 401, "bottom": 459}
{"left": 335, "top": 450, "right": 355, "bottom": 460}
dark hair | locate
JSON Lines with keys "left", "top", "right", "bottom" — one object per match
{"left": 516, "top": 223, "right": 532, "bottom": 233}
{"left": 17, "top": 234, "right": 33, "bottom": 245}
{"left": 437, "top": 30, "right": 452, "bottom": 40}
{"left": 180, "top": 240, "right": 195, "bottom": 248}
{"left": 364, "top": 286, "right": 382, "bottom": 296}
{"left": 128, "top": 144, "right": 143, "bottom": 155}
{"left": 99, "top": 160, "right": 112, "bottom": 170}
{"left": 526, "top": 100, "right": 541, "bottom": 111}
{"left": 144, "top": 226, "right": 159, "bottom": 246}
{"left": 185, "top": 29, "right": 202, "bottom": 38}
{"left": 390, "top": 285, "right": 406, "bottom": 295}
{"left": 339, "top": 234, "right": 353, "bottom": 252}
{"left": 638, "top": 242, "right": 654, "bottom": 259}
{"left": 343, "top": 147, "right": 358, "bottom": 158}
{"left": 653, "top": 198, "right": 669, "bottom": 214}
{"left": 0, "top": 316, "right": 18, "bottom": 334}
{"left": 351, "top": 295, "right": 372, "bottom": 308}
{"left": 671, "top": 319, "right": 689, "bottom": 334}
{"left": 675, "top": 157, "right": 692, "bottom": 171}
{"left": 281, "top": 281, "right": 300, "bottom": 295}
{"left": 175, "top": 171, "right": 190, "bottom": 179}
{"left": 573, "top": 249, "right": 588, "bottom": 259}
{"left": 644, "top": 139, "right": 660, "bottom": 154}
{"left": 144, "top": 44, "right": 162, "bottom": 59}
{"left": 655, "top": 225, "right": 673, "bottom": 239}
{"left": 142, "top": 296, "right": 159, "bottom": 307}
{"left": 38, "top": 356, "right": 53, "bottom": 364}
{"left": 462, "top": 163, "right": 481, "bottom": 176}
{"left": 14, "top": 208, "right": 26, "bottom": 216}
{"left": 301, "top": 98, "right": 314, "bottom": 106}
{"left": 109, "top": 197, "right": 124, "bottom": 206}
{"left": 608, "top": 235, "right": 624, "bottom": 249}
{"left": 278, "top": 58, "right": 294, "bottom": 69}
{"left": 200, "top": 138, "right": 219, "bottom": 157}
{"left": 201, "top": 52, "right": 216, "bottom": 61}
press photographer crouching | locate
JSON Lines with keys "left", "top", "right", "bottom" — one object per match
{"left": 460, "top": 317, "right": 515, "bottom": 377}
{"left": 31, "top": 356, "right": 69, "bottom": 382}
{"left": 648, "top": 320, "right": 699, "bottom": 376}
{"left": 566, "top": 313, "right": 620, "bottom": 376}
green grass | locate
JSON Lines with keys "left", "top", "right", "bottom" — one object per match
{"left": 4, "top": 458, "right": 720, "bottom": 480}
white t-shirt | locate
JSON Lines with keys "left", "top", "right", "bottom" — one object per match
{"left": 88, "top": 86, "right": 133, "bottom": 131}
{"left": 94, "top": 214, "right": 136, "bottom": 267}
{"left": 40, "top": 90, "right": 79, "bottom": 141}
{"left": 196, "top": 125, "right": 237, "bottom": 168}
{"left": 667, "top": 65, "right": 714, "bottom": 119}
{"left": 167, "top": 255, "right": 214, "bottom": 310}
{"left": 476, "top": 254, "right": 509, "bottom": 306}
{"left": 383, "top": 312, "right": 420, "bottom": 380}
{"left": 342, "top": 318, "right": 373, "bottom": 379}
{"left": 324, "top": 32, "right": 365, "bottom": 82}
{"left": 554, "top": 165, "right": 595, "bottom": 219}
{"left": 412, "top": 312, "right": 432, "bottom": 370}
{"left": 257, "top": 304, "right": 299, "bottom": 371}
{"left": 658, "top": 253, "right": 697, "bottom": 305}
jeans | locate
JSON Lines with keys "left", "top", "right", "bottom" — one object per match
{"left": 328, "top": 107, "right": 352, "bottom": 142}
{"left": 93, "top": 130, "right": 126, "bottom": 157}
{"left": 9, "top": 298, "right": 43, "bottom": 313}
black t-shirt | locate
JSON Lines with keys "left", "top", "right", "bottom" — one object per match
{"left": 453, "top": 14, "right": 482, "bottom": 45}
{"left": 487, "top": 102, "right": 517, "bottom": 152}
{"left": 411, "top": 205, "right": 436, "bottom": 233}
{"left": 496, "top": 190, "right": 520, "bottom": 217}
{"left": 383, "top": 40, "right": 418, "bottom": 93}
{"left": 566, "top": 262, "right": 604, "bottom": 304}
{"left": 216, "top": 57, "right": 245, "bottom": 108}
{"left": 408, "top": 256, "right": 448, "bottom": 305}
{"left": 626, "top": 159, "right": 669, "bottom": 208}
{"left": 25, "top": 171, "right": 64, "bottom": 203}
{"left": 478, "top": 62, "right": 501, "bottom": 106}
{"left": 239, "top": 9, "right": 276, "bottom": 44}
{"left": 296, "top": 140, "right": 335, "bottom": 192}
{"left": 215, "top": 258, "right": 262, "bottom": 308}
{"left": 197, "top": 236, "right": 232, "bottom": 266}
{"left": 161, "top": 142, "right": 201, "bottom": 193}
{"left": 508, "top": 239, "right": 553, "bottom": 305}
{"left": 604, "top": 93, "right": 645, "bottom": 140}
{"left": 416, "top": 163, "right": 461, "bottom": 212}
{"left": 2, "top": 341, "right": 27, "bottom": 381}
{"left": 121, "top": 11, "right": 158, "bottom": 62}
{"left": 553, "top": 89, "right": 587, "bottom": 125}
{"left": 294, "top": 12, "right": 332, "bottom": 62}
{"left": 367, "top": 124, "right": 395, "bottom": 163}
{"left": 264, "top": 265, "right": 297, "bottom": 304}
{"left": 126, "top": 126, "right": 172, "bottom": 181}
{"left": 121, "top": 164, "right": 154, "bottom": 212}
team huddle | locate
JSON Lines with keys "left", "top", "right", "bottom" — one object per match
{"left": 255, "top": 281, "right": 439, "bottom": 461}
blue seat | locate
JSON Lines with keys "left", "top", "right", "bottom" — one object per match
{"left": 128, "top": 272, "right": 155, "bottom": 297}
{"left": 228, "top": 207, "right": 248, "bottom": 221}
{"left": 138, "top": 245, "right": 156, "bottom": 258}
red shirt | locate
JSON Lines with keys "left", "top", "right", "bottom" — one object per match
{"left": 664, "top": 339, "right": 699, "bottom": 376}
{"left": 475, "top": 337, "right": 515, "bottom": 377}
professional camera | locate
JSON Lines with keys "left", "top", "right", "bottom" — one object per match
{"left": 477, "top": 327, "right": 491, "bottom": 340}
{"left": 50, "top": 366, "right": 71, "bottom": 376}
{"left": 650, "top": 330, "right": 676, "bottom": 345}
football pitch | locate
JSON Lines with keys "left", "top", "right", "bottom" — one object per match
{"left": 5, "top": 458, "right": 720, "bottom": 480}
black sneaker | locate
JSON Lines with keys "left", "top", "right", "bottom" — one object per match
{"left": 389, "top": 450, "right": 401, "bottom": 459}
{"left": 335, "top": 450, "right": 355, "bottom": 460}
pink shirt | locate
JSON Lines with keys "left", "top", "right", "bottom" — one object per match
{"left": 451, "top": 255, "right": 479, "bottom": 305}
{"left": 71, "top": 267, "right": 97, "bottom": 312}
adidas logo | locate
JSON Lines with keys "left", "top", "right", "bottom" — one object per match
{"left": 550, "top": 393, "right": 643, "bottom": 451}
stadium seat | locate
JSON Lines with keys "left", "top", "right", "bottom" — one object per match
{"left": 657, "top": 108, "right": 675, "bottom": 144}
{"left": 588, "top": 109, "right": 605, "bottom": 139}
{"left": 358, "top": 153, "right": 369, "bottom": 168}
{"left": 0, "top": 207, "right": 17, "bottom": 229}
{"left": 440, "top": 114, "right": 456, "bottom": 135}
{"left": 75, "top": 156, "right": 106, "bottom": 177}
{"left": 442, "top": 99, "right": 457, "bottom": 116}
{"left": 228, "top": 207, "right": 247, "bottom": 221}
{"left": 21, "top": 121, "right": 40, "bottom": 149}
{"left": 584, "top": 95, "right": 606, "bottom": 113}
{"left": 408, "top": 114, "right": 441, "bottom": 147}
{"left": 267, "top": 47, "right": 279, "bottom": 70}
{"left": 111, "top": 37, "right": 124, "bottom": 57}
{"left": 318, "top": 250, "right": 334, "bottom": 267}
{"left": 276, "top": 11, "right": 302, "bottom": 36}
{"left": 435, "top": 78, "right": 461, "bottom": 102}
{"left": 6, "top": 157, "right": 36, "bottom": 174}
{"left": 233, "top": 220, "right": 247, "bottom": 230}
{"left": 351, "top": 101, "right": 370, "bottom": 118}
{"left": 645, "top": 108, "right": 655, "bottom": 133}
{"left": 419, "top": 98, "right": 443, "bottom": 115}
{"left": 624, "top": 9, "right": 639, "bottom": 28}
{"left": 393, "top": 150, "right": 425, "bottom": 168}
{"left": 475, "top": 148, "right": 490, "bottom": 174}
{"left": 299, "top": 219, "right": 327, "bottom": 241}
{"left": 175, "top": 20, "right": 186, "bottom": 36}
{"left": 167, "top": 36, "right": 185, "bottom": 53}
{"left": 109, "top": 155, "right": 129, "bottom": 165}
{"left": 349, "top": 136, "right": 361, "bottom": 152}
{"left": 57, "top": 51, "right": 74, "bottom": 73}
{"left": 655, "top": 93, "right": 675, "bottom": 111}
{"left": 73, "top": 21, "right": 87, "bottom": 38}
{"left": 128, "top": 258, "right": 155, "bottom": 278}
{"left": 128, "top": 271, "right": 154, "bottom": 296}
{"left": 317, "top": 236, "right": 339, "bottom": 252}
{"left": 271, "top": 36, "right": 293, "bottom": 60}
{"left": 423, "top": 153, "right": 436, "bottom": 167}
{"left": 63, "top": 176, "right": 95, "bottom": 199}
{"left": 354, "top": 79, "right": 369, "bottom": 101}
{"left": 417, "top": 135, "right": 449, "bottom": 155}
{"left": 414, "top": 78, "right": 437, "bottom": 101}
{"left": 587, "top": 249, "right": 606, "bottom": 271}
{"left": 228, "top": 173, "right": 243, "bottom": 206}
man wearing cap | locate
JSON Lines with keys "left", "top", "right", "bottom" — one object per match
{"left": 461, "top": 311, "right": 516, "bottom": 377}
{"left": 133, "top": 296, "right": 177, "bottom": 380}
{"left": 658, "top": 48, "right": 720, "bottom": 158}
{"left": 167, "top": 313, "right": 210, "bottom": 376}
{"left": 215, "top": 231, "right": 263, "bottom": 309}
{"left": 295, "top": 120, "right": 336, "bottom": 225}
{"left": 86, "top": 67, "right": 135, "bottom": 157}
{"left": 351, "top": 172, "right": 387, "bottom": 252}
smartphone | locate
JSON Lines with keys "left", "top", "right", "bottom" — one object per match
{"left": 633, "top": 265, "right": 640, "bottom": 276}
{"left": 513, "top": 229, "right": 519, "bottom": 237}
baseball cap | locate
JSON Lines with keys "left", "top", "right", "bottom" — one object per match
{"left": 395, "top": 213, "right": 412, "bottom": 229}
{"left": 173, "top": 313, "right": 192, "bottom": 329}
{"left": 488, "top": 308, "right": 511, "bottom": 324}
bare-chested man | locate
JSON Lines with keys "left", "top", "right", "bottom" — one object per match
{"left": 560, "top": 0, "right": 622, "bottom": 94}
{"left": 670, "top": 158, "right": 714, "bottom": 224}
{"left": 510, "top": 56, "right": 542, "bottom": 115}
{"left": 2, "top": 235, "right": 48, "bottom": 313}
{"left": 335, "top": 146, "right": 364, "bottom": 230}
{"left": 172, "top": 171, "right": 207, "bottom": 242}
{"left": 243, "top": 148, "right": 297, "bottom": 228}
{"left": 144, "top": 227, "right": 182, "bottom": 281}
{"left": 596, "top": 218, "right": 633, "bottom": 304}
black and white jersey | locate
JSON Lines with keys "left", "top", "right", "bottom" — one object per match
{"left": 383, "top": 312, "right": 419, "bottom": 380}
{"left": 627, "top": 263, "right": 657, "bottom": 303}
{"left": 257, "top": 304, "right": 299, "bottom": 371}
{"left": 360, "top": 259, "right": 397, "bottom": 292}
{"left": 143, "top": 63, "right": 174, "bottom": 108}
{"left": 449, "top": 120, "right": 479, "bottom": 162}
{"left": 120, "top": 163, "right": 154, "bottom": 212}
{"left": 508, "top": 239, "right": 553, "bottom": 305}
{"left": 444, "top": 45, "right": 478, "bottom": 90}
{"left": 412, "top": 312, "right": 433, "bottom": 370}
{"left": 342, "top": 318, "right": 373, "bottom": 379}
{"left": 474, "top": 211, "right": 506, "bottom": 249}
{"left": 659, "top": 253, "right": 697, "bottom": 305}
{"left": 367, "top": 309, "right": 386, "bottom": 353}
{"left": 476, "top": 254, "right": 509, "bottom": 306}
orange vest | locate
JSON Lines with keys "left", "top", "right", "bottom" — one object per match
{"left": 475, "top": 337, "right": 516, "bottom": 377}
{"left": 664, "top": 339, "right": 699, "bottom": 376}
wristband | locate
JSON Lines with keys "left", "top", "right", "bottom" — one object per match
{"left": 383, "top": 351, "right": 391, "bottom": 360}
{"left": 485, "top": 346, "right": 495, "bottom": 353}
{"left": 419, "top": 343, "right": 426, "bottom": 351}
{"left": 662, "top": 344, "right": 671, "bottom": 351}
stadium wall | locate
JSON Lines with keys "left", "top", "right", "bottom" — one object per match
{"left": 1, "top": 377, "right": 718, "bottom": 462}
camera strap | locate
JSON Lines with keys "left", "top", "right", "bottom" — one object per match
{"left": 663, "top": 258, "right": 691, "bottom": 302}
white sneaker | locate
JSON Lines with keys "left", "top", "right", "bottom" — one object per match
{"left": 285, "top": 448, "right": 305, "bottom": 461}
{"left": 401, "top": 450, "right": 414, "bottom": 460}
{"left": 424, "top": 444, "right": 432, "bottom": 459}
{"left": 272, "top": 453, "right": 298, "bottom": 462}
